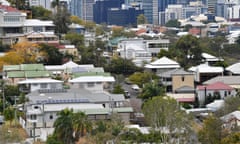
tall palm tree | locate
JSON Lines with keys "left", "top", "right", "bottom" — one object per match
{"left": 53, "top": 108, "right": 74, "bottom": 144}
{"left": 72, "top": 112, "right": 92, "bottom": 141}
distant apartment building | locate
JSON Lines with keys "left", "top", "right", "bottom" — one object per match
{"left": 207, "top": 0, "right": 218, "bottom": 14}
{"left": 28, "top": 0, "right": 52, "bottom": 10}
{"left": 93, "top": 0, "right": 124, "bottom": 24}
{"left": 216, "top": 0, "right": 240, "bottom": 20}
{"left": 107, "top": 4, "right": 144, "bottom": 27}
{"left": 69, "top": 0, "right": 95, "bottom": 22}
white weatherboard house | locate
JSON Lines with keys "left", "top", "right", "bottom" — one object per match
{"left": 144, "top": 56, "right": 180, "bottom": 75}
{"left": 188, "top": 63, "right": 224, "bottom": 83}
{"left": 21, "top": 88, "right": 133, "bottom": 141}
{"left": 18, "top": 78, "right": 63, "bottom": 93}
{"left": 226, "top": 62, "right": 240, "bottom": 75}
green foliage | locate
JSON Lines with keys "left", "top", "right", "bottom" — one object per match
{"left": 46, "top": 134, "right": 63, "bottom": 144}
{"left": 51, "top": 108, "right": 91, "bottom": 143}
{"left": 165, "top": 19, "right": 181, "bottom": 28}
{"left": 198, "top": 116, "right": 223, "bottom": 144}
{"left": 104, "top": 57, "right": 141, "bottom": 75}
{"left": 137, "top": 14, "right": 148, "bottom": 25}
{"left": 65, "top": 33, "right": 84, "bottom": 46}
{"left": 221, "top": 132, "right": 240, "bottom": 144}
{"left": 128, "top": 72, "right": 157, "bottom": 87}
{"left": 183, "top": 24, "right": 193, "bottom": 31}
{"left": 4, "top": 85, "right": 20, "bottom": 105}
{"left": 31, "top": 6, "right": 52, "bottom": 20}
{"left": 53, "top": 7, "right": 71, "bottom": 35}
{"left": 175, "top": 35, "right": 202, "bottom": 68}
{"left": 39, "top": 43, "right": 63, "bottom": 65}
{"left": 157, "top": 49, "right": 173, "bottom": 59}
{"left": 3, "top": 106, "right": 14, "bottom": 125}
{"left": 215, "top": 97, "right": 240, "bottom": 117}
{"left": 0, "top": 41, "right": 10, "bottom": 52}
{"left": 112, "top": 84, "right": 125, "bottom": 94}
{"left": 142, "top": 96, "right": 193, "bottom": 143}
{"left": 140, "top": 81, "right": 165, "bottom": 101}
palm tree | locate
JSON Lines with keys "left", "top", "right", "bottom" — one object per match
{"left": 53, "top": 108, "right": 74, "bottom": 144}
{"left": 140, "top": 80, "right": 166, "bottom": 101}
{"left": 72, "top": 112, "right": 92, "bottom": 141}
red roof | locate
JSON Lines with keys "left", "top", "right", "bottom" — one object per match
{"left": 0, "top": 5, "right": 19, "bottom": 12}
{"left": 177, "top": 98, "right": 195, "bottom": 102}
{"left": 197, "top": 82, "right": 234, "bottom": 90}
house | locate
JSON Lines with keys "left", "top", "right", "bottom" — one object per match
{"left": 226, "top": 62, "right": 240, "bottom": 75}
{"left": 188, "top": 63, "right": 224, "bottom": 84}
{"left": 201, "top": 53, "right": 223, "bottom": 66}
{"left": 116, "top": 38, "right": 170, "bottom": 66}
{"left": 203, "top": 76, "right": 240, "bottom": 89}
{"left": 196, "top": 82, "right": 236, "bottom": 106}
{"left": 221, "top": 110, "right": 240, "bottom": 130}
{"left": 57, "top": 45, "right": 79, "bottom": 60}
{"left": 21, "top": 88, "right": 133, "bottom": 141}
{"left": 18, "top": 78, "right": 64, "bottom": 93}
{"left": 3, "top": 64, "right": 51, "bottom": 85}
{"left": 145, "top": 56, "right": 180, "bottom": 75}
{"left": 159, "top": 68, "right": 195, "bottom": 93}
{"left": 23, "top": 31, "right": 58, "bottom": 44}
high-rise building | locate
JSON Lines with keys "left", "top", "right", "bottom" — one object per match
{"left": 29, "top": 0, "right": 52, "bottom": 10}
{"left": 158, "top": 0, "right": 177, "bottom": 12}
{"left": 141, "top": 0, "right": 153, "bottom": 24}
{"left": 70, "top": 0, "right": 95, "bottom": 21}
{"left": 93, "top": 0, "right": 124, "bottom": 24}
{"left": 207, "top": 0, "right": 218, "bottom": 14}
{"left": 107, "top": 5, "right": 144, "bottom": 26}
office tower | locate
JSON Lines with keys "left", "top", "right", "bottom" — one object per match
{"left": 70, "top": 0, "right": 95, "bottom": 21}
{"left": 207, "top": 0, "right": 218, "bottom": 14}
{"left": 29, "top": 0, "right": 52, "bottom": 10}
{"left": 159, "top": 0, "right": 177, "bottom": 12}
{"left": 107, "top": 5, "right": 144, "bottom": 26}
{"left": 93, "top": 0, "right": 124, "bottom": 24}
{"left": 141, "top": 0, "right": 153, "bottom": 24}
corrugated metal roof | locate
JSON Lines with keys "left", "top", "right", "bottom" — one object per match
{"left": 197, "top": 82, "right": 234, "bottom": 90}
{"left": 203, "top": 76, "right": 240, "bottom": 85}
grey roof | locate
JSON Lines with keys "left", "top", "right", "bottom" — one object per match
{"left": 26, "top": 88, "right": 125, "bottom": 104}
{"left": 175, "top": 86, "right": 195, "bottom": 93}
{"left": 160, "top": 68, "right": 194, "bottom": 77}
{"left": 203, "top": 76, "right": 240, "bottom": 85}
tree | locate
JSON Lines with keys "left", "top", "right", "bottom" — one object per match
{"left": 53, "top": 109, "right": 74, "bottom": 144}
{"left": 215, "top": 97, "right": 240, "bottom": 117}
{"left": 142, "top": 96, "right": 194, "bottom": 143}
{"left": 39, "top": 44, "right": 63, "bottom": 65}
{"left": 70, "top": 15, "right": 84, "bottom": 25}
{"left": 65, "top": 33, "right": 84, "bottom": 47}
{"left": 104, "top": 57, "right": 141, "bottom": 75}
{"left": 221, "top": 132, "right": 240, "bottom": 144}
{"left": 72, "top": 112, "right": 92, "bottom": 141}
{"left": 140, "top": 81, "right": 165, "bottom": 101}
{"left": 175, "top": 35, "right": 202, "bottom": 68}
{"left": 11, "top": 42, "right": 41, "bottom": 63}
{"left": 3, "top": 106, "right": 14, "bottom": 126}
{"left": 165, "top": 19, "right": 181, "bottom": 28}
{"left": 51, "top": 109, "right": 92, "bottom": 143}
{"left": 112, "top": 84, "right": 125, "bottom": 94}
{"left": 198, "top": 116, "right": 224, "bottom": 144}
{"left": 53, "top": 5, "right": 71, "bottom": 36}
{"left": 31, "top": 6, "right": 52, "bottom": 20}
{"left": 137, "top": 14, "right": 148, "bottom": 25}
{"left": 128, "top": 72, "right": 157, "bottom": 87}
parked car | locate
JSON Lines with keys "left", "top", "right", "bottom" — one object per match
{"left": 0, "top": 115, "right": 4, "bottom": 125}
{"left": 131, "top": 84, "right": 140, "bottom": 91}
{"left": 124, "top": 91, "right": 131, "bottom": 98}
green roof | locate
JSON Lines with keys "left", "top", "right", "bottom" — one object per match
{"left": 74, "top": 107, "right": 133, "bottom": 115}
{"left": 3, "top": 65, "right": 20, "bottom": 71}
{"left": 20, "top": 64, "right": 45, "bottom": 71}
{"left": 8, "top": 71, "right": 25, "bottom": 78}
{"left": 108, "top": 37, "right": 126, "bottom": 46}
{"left": 25, "top": 71, "right": 50, "bottom": 78}
{"left": 72, "top": 72, "right": 111, "bottom": 78}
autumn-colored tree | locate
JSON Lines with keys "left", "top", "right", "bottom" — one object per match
{"left": 11, "top": 42, "right": 41, "bottom": 63}
{"left": 70, "top": 15, "right": 84, "bottom": 25}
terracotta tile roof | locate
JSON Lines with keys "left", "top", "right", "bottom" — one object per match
{"left": 135, "top": 28, "right": 147, "bottom": 35}
{"left": 0, "top": 5, "right": 19, "bottom": 12}
{"left": 197, "top": 82, "right": 234, "bottom": 90}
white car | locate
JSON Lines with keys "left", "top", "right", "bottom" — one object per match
{"left": 131, "top": 84, "right": 140, "bottom": 91}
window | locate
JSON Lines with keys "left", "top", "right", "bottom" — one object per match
{"left": 181, "top": 76, "right": 185, "bottom": 81}
{"left": 87, "top": 82, "right": 94, "bottom": 87}
{"left": 33, "top": 106, "right": 39, "bottom": 109}
{"left": 49, "top": 115, "right": 53, "bottom": 120}
{"left": 40, "top": 83, "right": 47, "bottom": 89}
{"left": 50, "top": 84, "right": 56, "bottom": 89}
{"left": 30, "top": 115, "right": 37, "bottom": 120}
